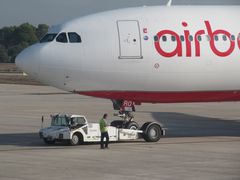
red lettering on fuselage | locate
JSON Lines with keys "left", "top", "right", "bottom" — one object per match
{"left": 154, "top": 21, "right": 238, "bottom": 57}
{"left": 154, "top": 30, "right": 182, "bottom": 57}
{"left": 194, "top": 30, "right": 205, "bottom": 57}
{"left": 182, "top": 22, "right": 192, "bottom": 57}
{"left": 204, "top": 21, "right": 235, "bottom": 57}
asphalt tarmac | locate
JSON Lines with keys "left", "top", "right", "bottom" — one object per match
{"left": 0, "top": 84, "right": 240, "bottom": 180}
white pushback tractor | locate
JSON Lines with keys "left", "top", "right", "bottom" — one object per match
{"left": 39, "top": 113, "right": 165, "bottom": 145}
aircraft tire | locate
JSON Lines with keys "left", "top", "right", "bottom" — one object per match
{"left": 110, "top": 120, "right": 125, "bottom": 128}
{"left": 125, "top": 121, "right": 139, "bottom": 130}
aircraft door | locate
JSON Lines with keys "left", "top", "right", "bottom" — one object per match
{"left": 117, "top": 20, "right": 143, "bottom": 59}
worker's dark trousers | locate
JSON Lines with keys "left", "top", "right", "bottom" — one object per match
{"left": 100, "top": 132, "right": 109, "bottom": 149}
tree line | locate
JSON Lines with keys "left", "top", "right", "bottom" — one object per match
{"left": 0, "top": 23, "right": 49, "bottom": 63}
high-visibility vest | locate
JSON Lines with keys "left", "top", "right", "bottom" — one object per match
{"left": 99, "top": 118, "right": 107, "bottom": 133}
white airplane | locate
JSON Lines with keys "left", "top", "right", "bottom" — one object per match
{"left": 16, "top": 6, "right": 240, "bottom": 110}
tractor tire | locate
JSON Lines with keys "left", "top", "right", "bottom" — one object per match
{"left": 70, "top": 133, "right": 83, "bottom": 146}
{"left": 141, "top": 122, "right": 162, "bottom": 142}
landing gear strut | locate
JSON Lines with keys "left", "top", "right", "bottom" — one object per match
{"left": 110, "top": 100, "right": 164, "bottom": 141}
{"left": 111, "top": 111, "right": 139, "bottom": 130}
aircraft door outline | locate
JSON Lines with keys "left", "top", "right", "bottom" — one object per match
{"left": 117, "top": 20, "right": 143, "bottom": 59}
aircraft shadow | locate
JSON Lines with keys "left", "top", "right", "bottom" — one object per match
{"left": 24, "top": 92, "right": 71, "bottom": 95}
{"left": 151, "top": 112, "right": 240, "bottom": 137}
{"left": 1, "top": 112, "right": 240, "bottom": 147}
{"left": 0, "top": 132, "right": 146, "bottom": 148}
{"left": 0, "top": 133, "right": 44, "bottom": 147}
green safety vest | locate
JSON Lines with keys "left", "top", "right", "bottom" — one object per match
{"left": 99, "top": 118, "right": 107, "bottom": 133}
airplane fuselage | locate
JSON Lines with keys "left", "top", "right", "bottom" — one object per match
{"left": 16, "top": 6, "right": 240, "bottom": 103}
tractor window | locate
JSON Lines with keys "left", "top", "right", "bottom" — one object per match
{"left": 74, "top": 117, "right": 86, "bottom": 124}
{"left": 51, "top": 115, "right": 69, "bottom": 126}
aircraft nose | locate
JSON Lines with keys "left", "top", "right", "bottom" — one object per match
{"left": 15, "top": 45, "right": 40, "bottom": 79}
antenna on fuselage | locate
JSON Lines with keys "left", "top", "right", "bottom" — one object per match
{"left": 167, "top": 0, "right": 172, "bottom": 7}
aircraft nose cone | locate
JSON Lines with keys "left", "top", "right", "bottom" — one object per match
{"left": 15, "top": 49, "right": 26, "bottom": 71}
{"left": 15, "top": 45, "right": 40, "bottom": 79}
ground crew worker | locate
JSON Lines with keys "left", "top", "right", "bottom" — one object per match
{"left": 99, "top": 113, "right": 109, "bottom": 149}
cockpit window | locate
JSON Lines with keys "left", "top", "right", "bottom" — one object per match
{"left": 68, "top": 32, "right": 82, "bottom": 43}
{"left": 56, "top": 33, "right": 68, "bottom": 43}
{"left": 40, "top": 33, "right": 57, "bottom": 43}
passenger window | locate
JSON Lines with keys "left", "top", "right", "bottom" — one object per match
{"left": 180, "top": 35, "right": 184, "bottom": 41}
{"left": 68, "top": 32, "right": 82, "bottom": 43}
{"left": 206, "top": 35, "right": 211, "bottom": 41}
{"left": 222, "top": 35, "right": 227, "bottom": 41}
{"left": 162, "top": 36, "right": 167, "bottom": 42}
{"left": 154, "top": 36, "right": 159, "bottom": 42}
{"left": 171, "top": 36, "right": 176, "bottom": 42}
{"left": 197, "top": 35, "right": 202, "bottom": 42}
{"left": 56, "top": 33, "right": 68, "bottom": 43}
{"left": 189, "top": 35, "right": 193, "bottom": 42}
{"left": 40, "top": 33, "right": 57, "bottom": 43}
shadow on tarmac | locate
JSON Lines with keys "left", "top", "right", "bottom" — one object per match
{"left": 1, "top": 113, "right": 240, "bottom": 147}
{"left": 152, "top": 112, "right": 240, "bottom": 137}
{"left": 0, "top": 133, "right": 43, "bottom": 147}
{"left": 24, "top": 92, "right": 71, "bottom": 95}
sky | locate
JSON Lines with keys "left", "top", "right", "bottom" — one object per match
{"left": 0, "top": 0, "right": 239, "bottom": 28}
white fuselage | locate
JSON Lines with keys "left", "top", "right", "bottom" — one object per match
{"left": 16, "top": 6, "right": 240, "bottom": 103}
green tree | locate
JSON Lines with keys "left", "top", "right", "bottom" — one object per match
{"left": 0, "top": 23, "right": 49, "bottom": 63}
{"left": 36, "top": 24, "right": 49, "bottom": 39}
{"left": 0, "top": 45, "right": 10, "bottom": 63}
{"left": 0, "top": 26, "right": 16, "bottom": 49}
{"left": 14, "top": 23, "right": 38, "bottom": 45}
{"left": 8, "top": 42, "right": 29, "bottom": 63}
